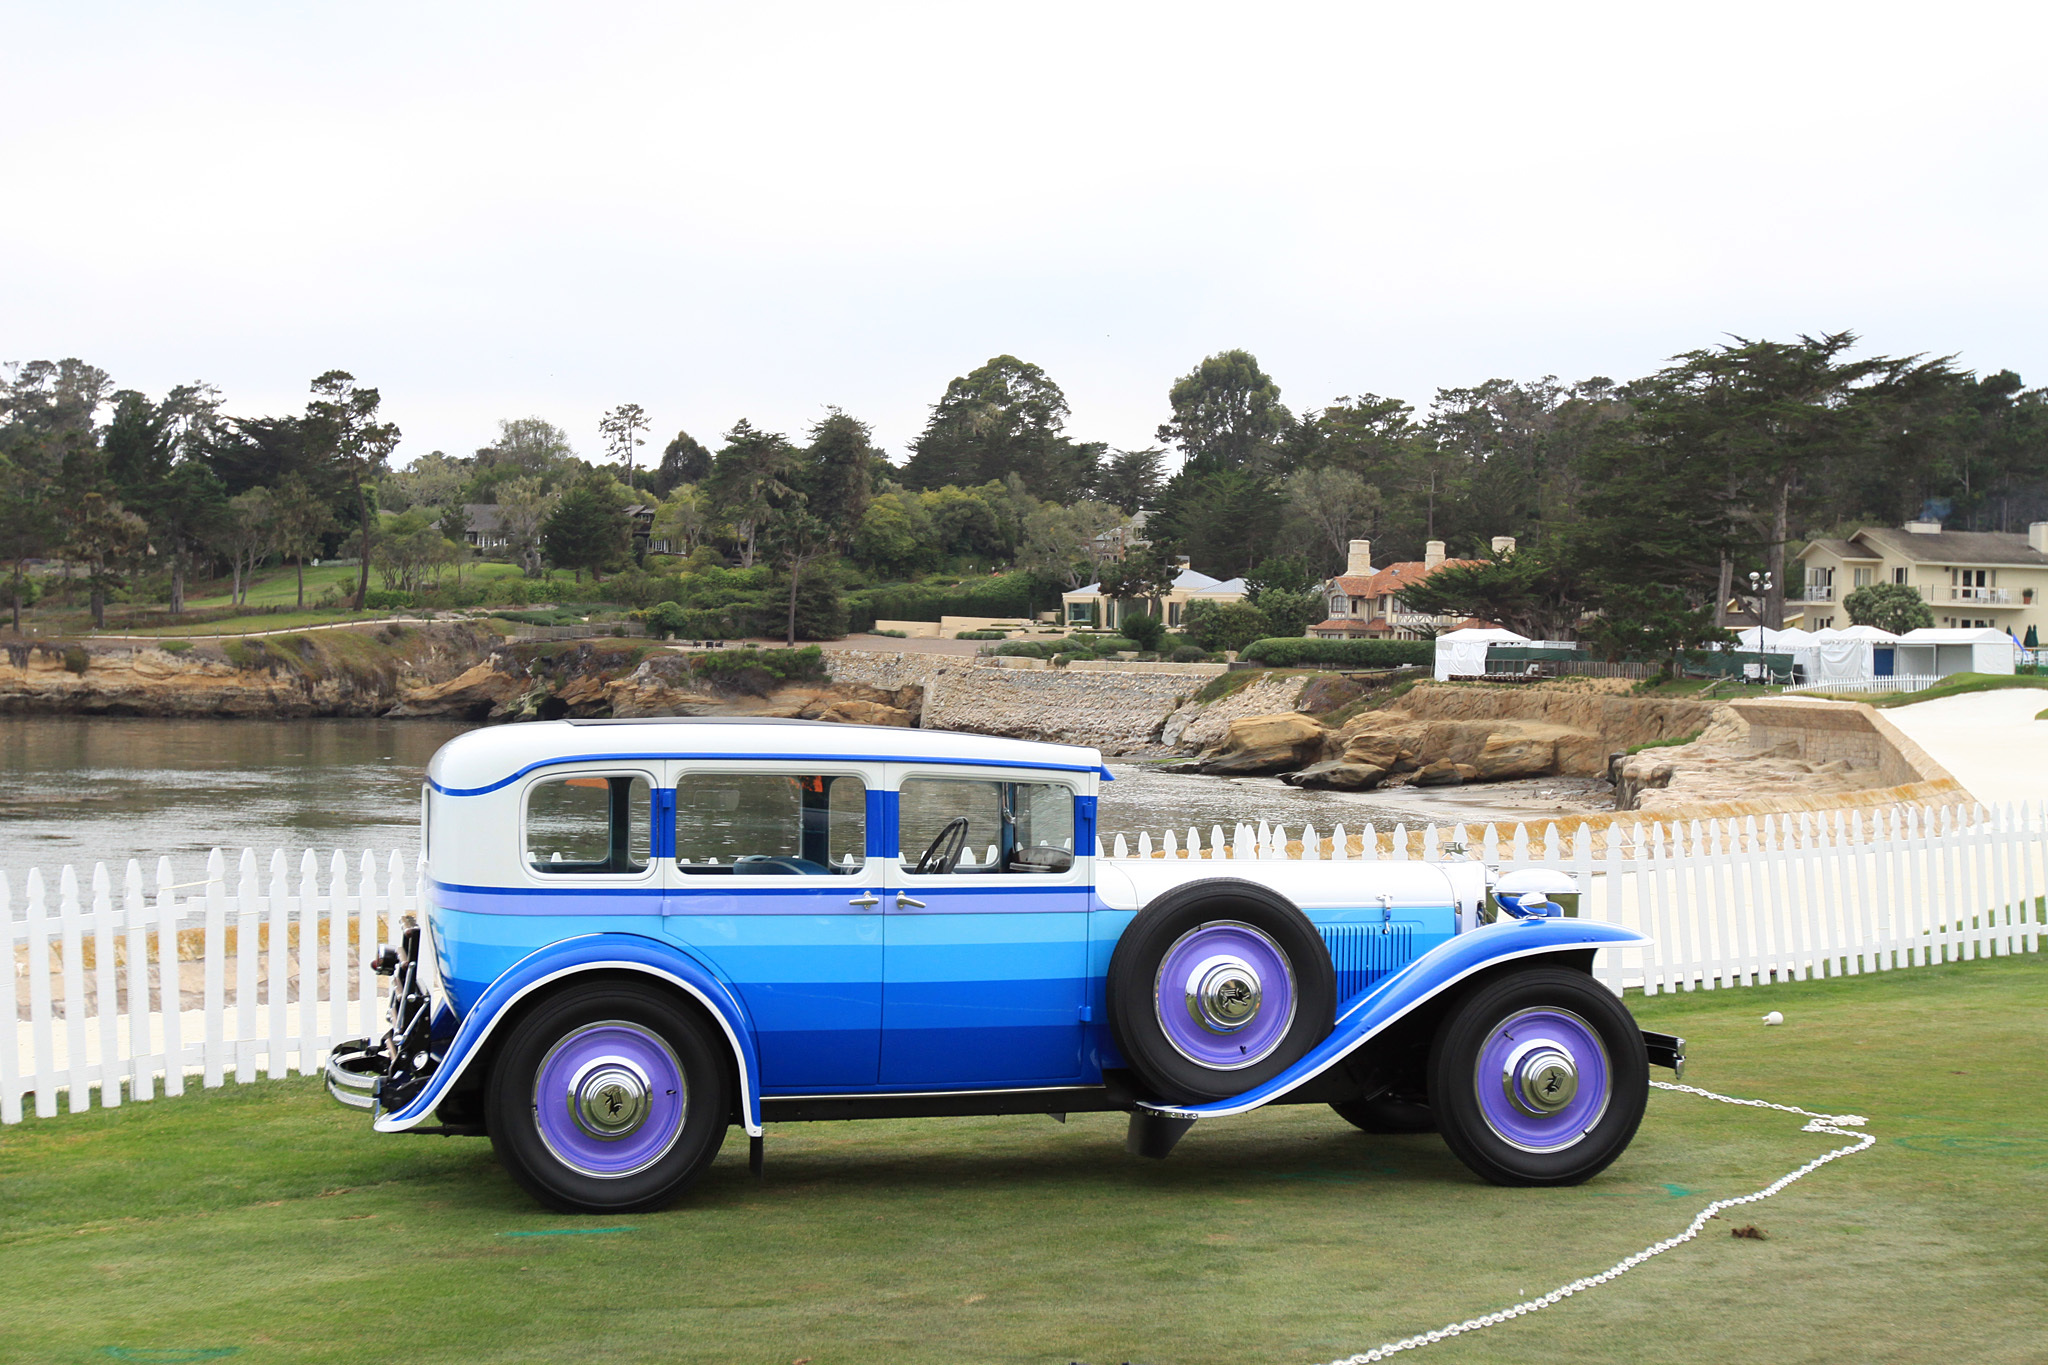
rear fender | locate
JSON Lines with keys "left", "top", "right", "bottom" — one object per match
{"left": 372, "top": 932, "right": 763, "bottom": 1136}
{"left": 1139, "top": 918, "right": 1648, "bottom": 1120}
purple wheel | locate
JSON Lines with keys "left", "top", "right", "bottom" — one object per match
{"left": 487, "top": 981, "right": 730, "bottom": 1213}
{"left": 1429, "top": 968, "right": 1648, "bottom": 1187}
{"left": 1154, "top": 921, "right": 1297, "bottom": 1071}
{"left": 533, "top": 1021, "right": 689, "bottom": 1178}
{"left": 1471, "top": 1008, "right": 1609, "bottom": 1152}
{"left": 1108, "top": 879, "right": 1335, "bottom": 1104}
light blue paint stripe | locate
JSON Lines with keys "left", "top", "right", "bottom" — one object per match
{"left": 432, "top": 752, "right": 1112, "bottom": 798}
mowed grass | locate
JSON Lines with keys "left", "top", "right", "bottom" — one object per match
{"left": 181, "top": 562, "right": 533, "bottom": 612}
{"left": 3, "top": 955, "right": 2044, "bottom": 1365}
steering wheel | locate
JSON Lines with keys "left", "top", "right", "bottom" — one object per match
{"left": 913, "top": 817, "right": 971, "bottom": 875}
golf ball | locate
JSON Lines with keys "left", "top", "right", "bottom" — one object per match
{"left": 1762, "top": 1011, "right": 1784, "bottom": 1025}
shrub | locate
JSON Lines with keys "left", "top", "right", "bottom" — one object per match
{"left": 364, "top": 588, "right": 415, "bottom": 611}
{"left": 1120, "top": 612, "right": 1165, "bottom": 651}
{"left": 160, "top": 641, "right": 193, "bottom": 656}
{"left": 61, "top": 646, "right": 89, "bottom": 674}
{"left": 1169, "top": 645, "right": 1214, "bottom": 663}
{"left": 686, "top": 645, "right": 828, "bottom": 685}
{"left": 868, "top": 627, "right": 908, "bottom": 638}
{"left": 1091, "top": 636, "right": 1138, "bottom": 654}
{"left": 640, "top": 601, "right": 692, "bottom": 640}
{"left": 1236, "top": 637, "right": 1434, "bottom": 668}
{"left": 988, "top": 638, "right": 1071, "bottom": 659}
{"left": 955, "top": 629, "right": 1008, "bottom": 641}
{"left": 1184, "top": 599, "right": 1271, "bottom": 653}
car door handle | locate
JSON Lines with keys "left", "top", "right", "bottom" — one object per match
{"left": 895, "top": 895, "right": 926, "bottom": 910}
{"left": 848, "top": 893, "right": 880, "bottom": 908}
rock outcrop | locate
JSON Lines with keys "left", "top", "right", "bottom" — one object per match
{"left": 1188, "top": 712, "right": 1332, "bottom": 774}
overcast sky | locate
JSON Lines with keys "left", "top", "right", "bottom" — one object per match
{"left": 5, "top": 2, "right": 2043, "bottom": 471}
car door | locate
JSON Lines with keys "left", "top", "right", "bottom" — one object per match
{"left": 881, "top": 766, "right": 1089, "bottom": 1087}
{"left": 660, "top": 760, "right": 884, "bottom": 1090}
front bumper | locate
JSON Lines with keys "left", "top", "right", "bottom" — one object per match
{"left": 324, "top": 920, "right": 442, "bottom": 1116}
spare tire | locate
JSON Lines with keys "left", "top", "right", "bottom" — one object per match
{"left": 1107, "top": 878, "right": 1335, "bottom": 1104}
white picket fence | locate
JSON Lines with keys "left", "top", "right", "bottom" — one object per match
{"left": 3, "top": 848, "right": 418, "bottom": 1124}
{"left": 1095, "top": 798, "right": 2047, "bottom": 996}
{"left": 7, "top": 800, "right": 2044, "bottom": 1125}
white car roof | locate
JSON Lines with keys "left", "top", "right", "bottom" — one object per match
{"left": 427, "top": 719, "right": 1110, "bottom": 796}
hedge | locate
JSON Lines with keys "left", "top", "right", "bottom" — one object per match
{"left": 845, "top": 572, "right": 1051, "bottom": 632}
{"left": 1235, "top": 637, "right": 1433, "bottom": 668}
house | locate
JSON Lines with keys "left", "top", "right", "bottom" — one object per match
{"left": 461, "top": 503, "right": 510, "bottom": 552}
{"left": 1310, "top": 538, "right": 1504, "bottom": 640}
{"left": 1797, "top": 521, "right": 2048, "bottom": 640}
{"left": 1091, "top": 511, "right": 1150, "bottom": 564}
{"left": 1060, "top": 559, "right": 1247, "bottom": 630}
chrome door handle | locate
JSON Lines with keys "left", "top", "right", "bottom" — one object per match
{"left": 848, "top": 893, "right": 880, "bottom": 908}
{"left": 895, "top": 895, "right": 926, "bottom": 910}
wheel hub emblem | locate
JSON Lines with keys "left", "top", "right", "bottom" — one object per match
{"left": 1187, "top": 955, "right": 1263, "bottom": 1032}
{"left": 1502, "top": 1039, "right": 1580, "bottom": 1117}
{"left": 569, "top": 1059, "right": 653, "bottom": 1140}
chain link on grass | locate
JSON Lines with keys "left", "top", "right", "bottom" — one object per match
{"left": 1318, "top": 1080, "right": 1876, "bottom": 1365}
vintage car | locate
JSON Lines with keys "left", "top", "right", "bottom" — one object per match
{"left": 328, "top": 718, "right": 1684, "bottom": 1213}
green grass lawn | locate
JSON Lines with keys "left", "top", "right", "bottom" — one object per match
{"left": 182, "top": 562, "right": 533, "bottom": 612}
{"left": 104, "top": 609, "right": 394, "bottom": 638}
{"left": 3, "top": 955, "right": 2043, "bottom": 1364}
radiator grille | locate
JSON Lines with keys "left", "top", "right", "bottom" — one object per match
{"left": 1320, "top": 924, "right": 1415, "bottom": 1007}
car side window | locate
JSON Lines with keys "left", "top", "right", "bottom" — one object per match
{"left": 525, "top": 774, "right": 651, "bottom": 875}
{"left": 898, "top": 777, "right": 1076, "bottom": 875}
{"left": 675, "top": 772, "right": 866, "bottom": 876}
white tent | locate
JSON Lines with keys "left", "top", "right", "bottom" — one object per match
{"left": 1811, "top": 624, "right": 1901, "bottom": 684}
{"left": 1895, "top": 627, "right": 2015, "bottom": 679}
{"left": 1735, "top": 625, "right": 1820, "bottom": 681}
{"left": 1434, "top": 627, "right": 1530, "bottom": 681}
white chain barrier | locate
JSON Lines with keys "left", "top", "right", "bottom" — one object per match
{"left": 1319, "top": 1081, "right": 1877, "bottom": 1365}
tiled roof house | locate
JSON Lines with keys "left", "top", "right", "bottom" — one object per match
{"left": 1310, "top": 537, "right": 1509, "bottom": 640}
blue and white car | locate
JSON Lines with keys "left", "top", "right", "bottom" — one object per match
{"left": 328, "top": 718, "right": 1683, "bottom": 1213}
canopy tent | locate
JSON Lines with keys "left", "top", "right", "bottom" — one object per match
{"left": 1736, "top": 626, "right": 1820, "bottom": 681}
{"left": 1810, "top": 625, "right": 1902, "bottom": 684}
{"left": 1895, "top": 627, "right": 2015, "bottom": 679}
{"left": 1434, "top": 627, "right": 1530, "bottom": 680}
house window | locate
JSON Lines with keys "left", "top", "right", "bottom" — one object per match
{"left": 1852, "top": 568, "right": 1874, "bottom": 587}
{"left": 1893, "top": 567, "right": 1908, "bottom": 585}
{"left": 1168, "top": 602, "right": 1182, "bottom": 627}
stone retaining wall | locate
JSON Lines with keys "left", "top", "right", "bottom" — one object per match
{"left": 821, "top": 648, "right": 1207, "bottom": 750}
{"left": 1727, "top": 697, "right": 1955, "bottom": 790}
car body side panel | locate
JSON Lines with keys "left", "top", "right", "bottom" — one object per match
{"left": 1140, "top": 917, "right": 1650, "bottom": 1119}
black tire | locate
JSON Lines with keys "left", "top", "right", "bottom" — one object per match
{"left": 486, "top": 980, "right": 731, "bottom": 1213}
{"left": 1428, "top": 966, "right": 1647, "bottom": 1187}
{"left": 1107, "top": 878, "right": 1335, "bottom": 1104}
{"left": 1330, "top": 1096, "right": 1437, "bottom": 1134}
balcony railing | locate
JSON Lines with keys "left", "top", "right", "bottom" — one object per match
{"left": 1951, "top": 586, "right": 2011, "bottom": 604}
{"left": 1802, "top": 584, "right": 1835, "bottom": 602}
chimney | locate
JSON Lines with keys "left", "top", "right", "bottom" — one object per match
{"left": 1346, "top": 539, "right": 1373, "bottom": 576}
{"left": 1424, "top": 539, "right": 1446, "bottom": 569}
{"left": 1904, "top": 519, "right": 1941, "bottom": 535}
{"left": 2030, "top": 523, "right": 2048, "bottom": 555}
{"left": 1491, "top": 535, "right": 1517, "bottom": 556}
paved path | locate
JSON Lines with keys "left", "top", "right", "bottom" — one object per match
{"left": 1883, "top": 687, "right": 2048, "bottom": 807}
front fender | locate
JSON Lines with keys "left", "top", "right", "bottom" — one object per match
{"left": 1140, "top": 917, "right": 1648, "bottom": 1120}
{"left": 373, "top": 932, "right": 764, "bottom": 1136}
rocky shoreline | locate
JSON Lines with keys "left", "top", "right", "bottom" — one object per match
{"left": 1, "top": 631, "right": 1957, "bottom": 822}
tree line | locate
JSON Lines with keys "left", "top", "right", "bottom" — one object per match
{"left": 5, "top": 332, "right": 2044, "bottom": 650}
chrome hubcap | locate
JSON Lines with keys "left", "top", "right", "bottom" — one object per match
{"left": 568, "top": 1058, "right": 654, "bottom": 1140}
{"left": 1503, "top": 1039, "right": 1579, "bottom": 1116}
{"left": 1186, "top": 955, "right": 1263, "bottom": 1032}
